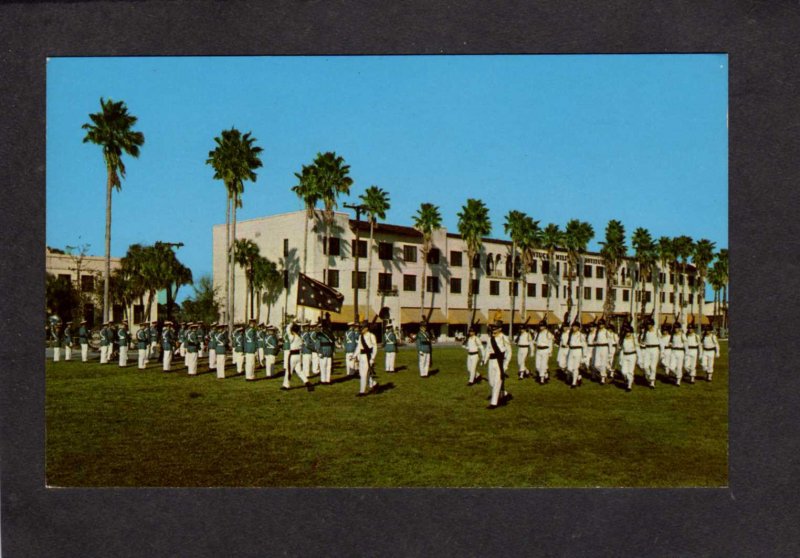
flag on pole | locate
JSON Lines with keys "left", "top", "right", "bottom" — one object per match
{"left": 296, "top": 273, "right": 344, "bottom": 313}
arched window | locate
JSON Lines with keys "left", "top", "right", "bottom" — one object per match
{"left": 505, "top": 255, "right": 513, "bottom": 277}
{"left": 472, "top": 252, "right": 481, "bottom": 270}
{"left": 486, "top": 254, "right": 495, "bottom": 275}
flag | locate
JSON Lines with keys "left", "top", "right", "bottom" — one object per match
{"left": 296, "top": 273, "right": 344, "bottom": 313}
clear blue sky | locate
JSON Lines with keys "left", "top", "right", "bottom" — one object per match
{"left": 47, "top": 55, "right": 727, "bottom": 301}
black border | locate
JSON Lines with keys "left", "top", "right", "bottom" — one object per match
{"left": 3, "top": 1, "right": 799, "bottom": 556}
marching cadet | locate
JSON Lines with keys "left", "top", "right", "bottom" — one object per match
{"left": 557, "top": 322, "right": 570, "bottom": 375}
{"left": 214, "top": 323, "right": 228, "bottom": 379}
{"left": 617, "top": 326, "right": 640, "bottom": 392}
{"left": 78, "top": 320, "right": 89, "bottom": 362}
{"left": 244, "top": 319, "right": 258, "bottom": 381}
{"left": 565, "top": 320, "right": 588, "bottom": 389}
{"left": 533, "top": 320, "right": 554, "bottom": 384}
{"left": 233, "top": 325, "right": 245, "bottom": 374}
{"left": 592, "top": 319, "right": 614, "bottom": 384}
{"left": 136, "top": 322, "right": 149, "bottom": 369}
{"left": 145, "top": 321, "right": 156, "bottom": 364}
{"left": 310, "top": 323, "right": 321, "bottom": 377}
{"left": 150, "top": 321, "right": 160, "bottom": 363}
{"left": 659, "top": 323, "right": 672, "bottom": 374}
{"left": 352, "top": 321, "right": 379, "bottom": 396}
{"left": 197, "top": 322, "right": 206, "bottom": 359}
{"left": 667, "top": 322, "right": 687, "bottom": 386}
{"left": 283, "top": 320, "right": 294, "bottom": 377}
{"left": 264, "top": 325, "right": 279, "bottom": 378}
{"left": 463, "top": 326, "right": 485, "bottom": 385}
{"left": 186, "top": 323, "right": 199, "bottom": 376}
{"left": 256, "top": 323, "right": 265, "bottom": 367}
{"left": 700, "top": 325, "right": 721, "bottom": 381}
{"left": 416, "top": 321, "right": 433, "bottom": 377}
{"left": 683, "top": 323, "right": 701, "bottom": 384}
{"left": 99, "top": 321, "right": 110, "bottom": 364}
{"left": 51, "top": 322, "right": 62, "bottom": 362}
{"left": 207, "top": 322, "right": 217, "bottom": 370}
{"left": 316, "top": 322, "right": 335, "bottom": 384}
{"left": 62, "top": 321, "right": 73, "bottom": 361}
{"left": 515, "top": 324, "right": 533, "bottom": 380}
{"left": 117, "top": 320, "right": 130, "bottom": 367}
{"left": 383, "top": 320, "right": 398, "bottom": 373}
{"left": 607, "top": 324, "right": 619, "bottom": 373}
{"left": 344, "top": 322, "right": 358, "bottom": 376}
{"left": 301, "top": 323, "right": 314, "bottom": 378}
{"left": 162, "top": 321, "right": 175, "bottom": 372}
{"left": 483, "top": 322, "right": 512, "bottom": 409}
{"left": 179, "top": 322, "right": 187, "bottom": 360}
{"left": 281, "top": 323, "right": 314, "bottom": 391}
{"left": 639, "top": 319, "right": 661, "bottom": 389}
{"left": 585, "top": 322, "right": 598, "bottom": 377}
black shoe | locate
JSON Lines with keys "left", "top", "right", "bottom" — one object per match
{"left": 467, "top": 381, "right": 474, "bottom": 386}
{"left": 570, "top": 384, "right": 576, "bottom": 389}
{"left": 305, "top": 382, "right": 315, "bottom": 392}
{"left": 626, "top": 386, "right": 632, "bottom": 392}
{"left": 504, "top": 393, "right": 513, "bottom": 403}
{"left": 280, "top": 387, "right": 289, "bottom": 391}
{"left": 486, "top": 404, "right": 498, "bottom": 410}
{"left": 356, "top": 392, "right": 367, "bottom": 397}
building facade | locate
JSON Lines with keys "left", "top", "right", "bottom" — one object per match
{"left": 213, "top": 211, "right": 710, "bottom": 335}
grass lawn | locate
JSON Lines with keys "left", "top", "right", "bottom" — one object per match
{"left": 45, "top": 343, "right": 728, "bottom": 487}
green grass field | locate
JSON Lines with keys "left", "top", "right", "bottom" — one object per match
{"left": 45, "top": 344, "right": 728, "bottom": 487}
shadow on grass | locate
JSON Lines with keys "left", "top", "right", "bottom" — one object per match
{"left": 427, "top": 368, "right": 440, "bottom": 376}
{"left": 330, "top": 374, "right": 358, "bottom": 385}
{"left": 371, "top": 382, "right": 396, "bottom": 395}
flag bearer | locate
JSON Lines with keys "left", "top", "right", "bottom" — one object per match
{"left": 700, "top": 325, "right": 721, "bottom": 381}
{"left": 281, "top": 323, "right": 314, "bottom": 391}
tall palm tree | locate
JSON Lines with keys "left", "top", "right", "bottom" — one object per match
{"left": 563, "top": 219, "right": 594, "bottom": 322}
{"left": 708, "top": 261, "right": 725, "bottom": 327}
{"left": 540, "top": 223, "right": 562, "bottom": 315}
{"left": 253, "top": 256, "right": 283, "bottom": 324}
{"left": 359, "top": 186, "right": 391, "bottom": 320}
{"left": 504, "top": 210, "right": 528, "bottom": 338}
{"left": 457, "top": 199, "right": 492, "bottom": 326}
{"left": 599, "top": 219, "right": 627, "bottom": 320}
{"left": 672, "top": 235, "right": 694, "bottom": 323}
{"left": 517, "top": 215, "right": 542, "bottom": 329}
{"left": 234, "top": 238, "right": 261, "bottom": 320}
{"left": 206, "top": 128, "right": 264, "bottom": 334}
{"left": 692, "top": 238, "right": 716, "bottom": 327}
{"left": 82, "top": 97, "right": 145, "bottom": 323}
{"left": 631, "top": 228, "right": 656, "bottom": 326}
{"left": 655, "top": 236, "right": 675, "bottom": 326}
{"left": 716, "top": 248, "right": 729, "bottom": 330}
{"left": 413, "top": 203, "right": 443, "bottom": 321}
{"left": 313, "top": 152, "right": 353, "bottom": 279}
{"left": 291, "top": 163, "right": 321, "bottom": 278}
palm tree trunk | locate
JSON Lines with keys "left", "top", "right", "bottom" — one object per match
{"left": 365, "top": 219, "right": 375, "bottom": 320}
{"left": 300, "top": 210, "right": 310, "bottom": 321}
{"left": 698, "top": 276, "right": 704, "bottom": 328}
{"left": 419, "top": 252, "right": 427, "bottom": 321}
{"left": 546, "top": 251, "right": 554, "bottom": 314}
{"left": 509, "top": 241, "right": 516, "bottom": 340}
{"left": 577, "top": 254, "right": 584, "bottom": 319}
{"left": 467, "top": 257, "right": 475, "bottom": 327}
{"left": 230, "top": 196, "right": 238, "bottom": 329}
{"left": 103, "top": 168, "right": 113, "bottom": 323}
{"left": 224, "top": 196, "right": 231, "bottom": 327}
{"left": 566, "top": 258, "right": 574, "bottom": 322}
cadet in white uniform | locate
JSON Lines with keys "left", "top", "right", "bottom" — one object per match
{"left": 208, "top": 322, "right": 217, "bottom": 370}
{"left": 683, "top": 324, "right": 701, "bottom": 384}
{"left": 79, "top": 320, "right": 89, "bottom": 362}
{"left": 617, "top": 326, "right": 640, "bottom": 392}
{"left": 592, "top": 320, "right": 614, "bottom": 384}
{"left": 352, "top": 322, "right": 379, "bottom": 396}
{"left": 214, "top": 324, "right": 228, "bottom": 379}
{"left": 281, "top": 324, "right": 314, "bottom": 391}
{"left": 700, "top": 325, "right": 721, "bottom": 381}
{"left": 117, "top": 321, "right": 130, "bottom": 367}
{"left": 607, "top": 324, "right": 619, "bottom": 372}
{"left": 565, "top": 321, "right": 588, "bottom": 388}
{"left": 383, "top": 321, "right": 398, "bottom": 373}
{"left": 639, "top": 320, "right": 661, "bottom": 389}
{"left": 464, "top": 327, "right": 485, "bottom": 386}
{"left": 533, "top": 320, "right": 554, "bottom": 384}
{"left": 557, "top": 323, "right": 570, "bottom": 373}
{"left": 515, "top": 326, "right": 533, "bottom": 379}
{"left": 483, "top": 322, "right": 512, "bottom": 409}
{"left": 136, "top": 322, "right": 149, "bottom": 369}
{"left": 668, "top": 323, "right": 687, "bottom": 386}
{"left": 659, "top": 324, "right": 672, "bottom": 372}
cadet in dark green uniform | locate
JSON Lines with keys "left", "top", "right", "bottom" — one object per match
{"left": 51, "top": 322, "right": 63, "bottom": 362}
{"left": 344, "top": 322, "right": 358, "bottom": 376}
{"left": 233, "top": 325, "right": 245, "bottom": 374}
{"left": 186, "top": 323, "right": 199, "bottom": 375}
{"left": 264, "top": 325, "right": 279, "bottom": 377}
{"left": 214, "top": 323, "right": 228, "bottom": 379}
{"left": 99, "top": 321, "right": 110, "bottom": 364}
{"left": 117, "top": 320, "right": 130, "bottom": 367}
{"left": 383, "top": 320, "right": 398, "bottom": 372}
{"left": 79, "top": 319, "right": 89, "bottom": 362}
{"left": 244, "top": 319, "right": 258, "bottom": 380}
{"left": 317, "top": 323, "right": 335, "bottom": 384}
{"left": 162, "top": 321, "right": 175, "bottom": 371}
{"left": 136, "top": 322, "right": 149, "bottom": 369}
{"left": 63, "top": 321, "right": 74, "bottom": 361}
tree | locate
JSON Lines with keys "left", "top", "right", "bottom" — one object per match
{"left": 291, "top": 162, "right": 321, "bottom": 276}
{"left": 563, "top": 219, "right": 594, "bottom": 322}
{"left": 672, "top": 235, "right": 694, "bottom": 323}
{"left": 692, "top": 238, "right": 716, "bottom": 328}
{"left": 517, "top": 215, "right": 542, "bottom": 330}
{"left": 234, "top": 238, "right": 261, "bottom": 321}
{"left": 716, "top": 248, "right": 728, "bottom": 330}
{"left": 655, "top": 236, "right": 675, "bottom": 326}
{"left": 82, "top": 97, "right": 145, "bottom": 323}
{"left": 599, "top": 220, "right": 626, "bottom": 320}
{"left": 253, "top": 256, "right": 283, "bottom": 324}
{"left": 540, "top": 223, "right": 562, "bottom": 315}
{"left": 206, "top": 128, "right": 264, "bottom": 332}
{"left": 412, "top": 203, "right": 443, "bottom": 321}
{"left": 359, "top": 185, "right": 391, "bottom": 320}
{"left": 456, "top": 199, "right": 491, "bottom": 326}
{"left": 64, "top": 241, "right": 93, "bottom": 321}
{"left": 153, "top": 243, "right": 193, "bottom": 322}
{"left": 313, "top": 152, "right": 353, "bottom": 279}
{"left": 179, "top": 275, "right": 221, "bottom": 324}
{"left": 46, "top": 273, "right": 79, "bottom": 322}
{"left": 631, "top": 227, "right": 656, "bottom": 326}
{"left": 503, "top": 210, "right": 528, "bottom": 339}
{"left": 708, "top": 261, "right": 725, "bottom": 326}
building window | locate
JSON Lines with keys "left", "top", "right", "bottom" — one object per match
{"left": 326, "top": 269, "right": 340, "bottom": 288}
{"left": 450, "top": 278, "right": 462, "bottom": 294}
{"left": 541, "top": 284, "right": 548, "bottom": 298}
{"left": 530, "top": 259, "right": 538, "bottom": 273}
{"left": 689, "top": 293, "right": 694, "bottom": 304}
{"left": 660, "top": 292, "right": 665, "bottom": 303}
{"left": 427, "top": 248, "right": 440, "bottom": 265}
{"left": 351, "top": 271, "right": 366, "bottom": 289}
{"left": 563, "top": 285, "right": 569, "bottom": 298}
{"left": 583, "top": 286, "right": 591, "bottom": 300}
{"left": 378, "top": 242, "right": 393, "bottom": 261}
{"left": 490, "top": 281, "right": 500, "bottom": 296}
{"left": 133, "top": 304, "right": 144, "bottom": 324}
{"left": 403, "top": 245, "right": 417, "bottom": 263}
{"left": 352, "top": 239, "right": 368, "bottom": 258}
{"left": 584, "top": 264, "right": 593, "bottom": 278}
{"left": 542, "top": 260, "right": 549, "bottom": 275}
{"left": 528, "top": 283, "right": 536, "bottom": 298}
{"left": 472, "top": 278, "right": 480, "bottom": 295}
{"left": 688, "top": 275, "right": 695, "bottom": 287}
{"left": 283, "top": 238, "right": 289, "bottom": 257}
{"left": 426, "top": 276, "right": 440, "bottom": 293}
{"left": 486, "top": 255, "right": 495, "bottom": 275}
{"left": 670, "top": 293, "right": 675, "bottom": 304}
{"left": 670, "top": 273, "right": 675, "bottom": 285}
{"left": 324, "top": 237, "right": 341, "bottom": 256}
{"left": 58, "top": 273, "right": 70, "bottom": 284}
{"left": 472, "top": 253, "right": 481, "bottom": 269}
{"left": 378, "top": 272, "right": 392, "bottom": 292}
{"left": 450, "top": 251, "right": 463, "bottom": 267}
{"left": 622, "top": 289, "right": 630, "bottom": 302}
{"left": 596, "top": 287, "right": 604, "bottom": 300}
{"left": 508, "top": 282, "right": 519, "bottom": 296}
{"left": 596, "top": 266, "right": 605, "bottom": 279}
{"left": 403, "top": 274, "right": 416, "bottom": 291}
{"left": 80, "top": 274, "right": 94, "bottom": 292}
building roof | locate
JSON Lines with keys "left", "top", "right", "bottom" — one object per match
{"left": 349, "top": 219, "right": 423, "bottom": 238}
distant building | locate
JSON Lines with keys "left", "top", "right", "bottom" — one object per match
{"left": 213, "top": 210, "right": 712, "bottom": 334}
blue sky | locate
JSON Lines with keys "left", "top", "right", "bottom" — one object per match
{"left": 47, "top": 55, "right": 727, "bottom": 300}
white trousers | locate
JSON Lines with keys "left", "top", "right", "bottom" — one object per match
{"left": 345, "top": 352, "right": 355, "bottom": 375}
{"left": 163, "top": 349, "right": 173, "bottom": 371}
{"left": 100, "top": 345, "right": 108, "bottom": 363}
{"left": 669, "top": 350, "right": 684, "bottom": 383}
{"left": 208, "top": 348, "right": 216, "bottom": 369}
{"left": 64, "top": 345, "right": 72, "bottom": 360}
{"left": 608, "top": 349, "right": 616, "bottom": 371}
{"left": 234, "top": 350, "right": 244, "bottom": 373}
{"left": 258, "top": 347, "right": 264, "bottom": 366}
{"left": 418, "top": 352, "right": 430, "bottom": 377}
{"left": 701, "top": 350, "right": 716, "bottom": 378}
{"left": 487, "top": 359, "right": 507, "bottom": 406}
{"left": 640, "top": 347, "right": 659, "bottom": 383}
{"left": 302, "top": 353, "right": 312, "bottom": 377}
{"left": 180, "top": 343, "right": 186, "bottom": 357}
{"left": 358, "top": 354, "right": 376, "bottom": 394}
{"left": 557, "top": 347, "right": 568, "bottom": 370}
{"left": 620, "top": 353, "right": 637, "bottom": 388}
{"left": 81, "top": 343, "right": 88, "bottom": 362}
{"left": 320, "top": 356, "right": 332, "bottom": 383}
{"left": 661, "top": 348, "right": 671, "bottom": 369}
{"left": 138, "top": 348, "right": 147, "bottom": 369}
{"left": 187, "top": 352, "right": 198, "bottom": 375}
{"left": 216, "top": 354, "right": 226, "bottom": 379}
{"left": 684, "top": 349, "right": 699, "bottom": 378}
{"left": 535, "top": 350, "right": 550, "bottom": 380}
{"left": 265, "top": 354, "right": 276, "bottom": 377}
{"left": 283, "top": 351, "right": 290, "bottom": 375}
{"left": 119, "top": 345, "right": 128, "bottom": 367}
{"left": 385, "top": 352, "right": 396, "bottom": 372}
{"left": 517, "top": 347, "right": 529, "bottom": 374}
{"left": 283, "top": 354, "right": 308, "bottom": 388}
{"left": 593, "top": 347, "right": 609, "bottom": 377}
{"left": 566, "top": 350, "right": 583, "bottom": 386}
{"left": 53, "top": 347, "right": 61, "bottom": 362}
{"left": 467, "top": 353, "right": 479, "bottom": 382}
{"left": 245, "top": 353, "right": 256, "bottom": 380}
{"left": 312, "top": 352, "right": 320, "bottom": 375}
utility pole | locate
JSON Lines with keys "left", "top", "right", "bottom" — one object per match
{"left": 343, "top": 203, "right": 366, "bottom": 323}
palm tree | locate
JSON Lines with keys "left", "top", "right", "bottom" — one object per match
{"left": 692, "top": 238, "right": 716, "bottom": 327}
{"left": 153, "top": 243, "right": 193, "bottom": 322}
{"left": 716, "top": 248, "right": 729, "bottom": 330}
{"left": 708, "top": 261, "right": 725, "bottom": 327}
{"left": 413, "top": 203, "right": 443, "bottom": 321}
{"left": 359, "top": 186, "right": 391, "bottom": 320}
{"left": 517, "top": 215, "right": 542, "bottom": 329}
{"left": 631, "top": 228, "right": 656, "bottom": 326}
{"left": 234, "top": 238, "right": 261, "bottom": 320}
{"left": 655, "top": 236, "right": 675, "bottom": 326}
{"left": 599, "top": 219, "right": 627, "bottom": 320}
{"left": 206, "top": 128, "right": 264, "bottom": 333}
{"left": 504, "top": 210, "right": 528, "bottom": 339}
{"left": 563, "top": 219, "right": 594, "bottom": 322}
{"left": 253, "top": 256, "right": 283, "bottom": 324}
{"left": 672, "top": 235, "right": 694, "bottom": 323}
{"left": 313, "top": 152, "right": 353, "bottom": 279}
{"left": 540, "top": 223, "right": 562, "bottom": 315}
{"left": 82, "top": 98, "right": 145, "bottom": 323}
{"left": 291, "top": 163, "right": 321, "bottom": 278}
{"left": 456, "top": 199, "right": 492, "bottom": 326}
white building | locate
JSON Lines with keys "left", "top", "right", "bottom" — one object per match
{"left": 213, "top": 210, "right": 711, "bottom": 335}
